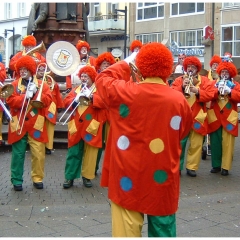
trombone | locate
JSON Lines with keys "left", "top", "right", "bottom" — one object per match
{"left": 58, "top": 83, "right": 95, "bottom": 125}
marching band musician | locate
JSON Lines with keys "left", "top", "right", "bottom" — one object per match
{"left": 208, "top": 55, "right": 222, "bottom": 81}
{"left": 171, "top": 56, "right": 215, "bottom": 177}
{"left": 6, "top": 55, "right": 52, "bottom": 191}
{"left": 63, "top": 65, "right": 107, "bottom": 189}
{"left": 92, "top": 52, "right": 116, "bottom": 175}
{"left": 207, "top": 58, "right": 240, "bottom": 176}
{"left": 129, "top": 39, "right": 142, "bottom": 53}
{"left": 95, "top": 42, "right": 192, "bottom": 237}
{"left": 9, "top": 35, "right": 46, "bottom": 80}
{"left": 36, "top": 65, "right": 64, "bottom": 155}
{"left": 65, "top": 40, "right": 96, "bottom": 94}
{"left": 0, "top": 62, "right": 7, "bottom": 145}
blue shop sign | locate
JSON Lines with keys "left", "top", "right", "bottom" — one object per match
{"left": 170, "top": 46, "right": 204, "bottom": 57}
{"left": 101, "top": 35, "right": 126, "bottom": 42}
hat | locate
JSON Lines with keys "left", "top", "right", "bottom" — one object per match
{"left": 210, "top": 55, "right": 221, "bottom": 67}
{"left": 135, "top": 42, "right": 173, "bottom": 81}
{"left": 216, "top": 61, "right": 237, "bottom": 78}
{"left": 22, "top": 35, "right": 37, "bottom": 47}
{"left": 76, "top": 40, "right": 90, "bottom": 52}
{"left": 183, "top": 56, "right": 202, "bottom": 73}
{"left": 95, "top": 52, "right": 115, "bottom": 71}
{"left": 15, "top": 55, "right": 37, "bottom": 75}
{"left": 130, "top": 40, "right": 143, "bottom": 52}
{"left": 77, "top": 65, "right": 97, "bottom": 82}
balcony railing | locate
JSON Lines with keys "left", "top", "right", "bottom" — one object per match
{"left": 88, "top": 14, "right": 125, "bottom": 32}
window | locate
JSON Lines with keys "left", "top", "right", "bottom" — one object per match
{"left": 137, "top": 2, "right": 164, "bottom": 21}
{"left": 90, "top": 2, "right": 100, "bottom": 17}
{"left": 107, "top": 3, "right": 118, "bottom": 14}
{"left": 221, "top": 25, "right": 240, "bottom": 57}
{"left": 135, "top": 33, "right": 164, "bottom": 44}
{"left": 223, "top": 2, "right": 240, "bottom": 8}
{"left": 5, "top": 3, "right": 12, "bottom": 19}
{"left": 18, "top": 3, "right": 26, "bottom": 17}
{"left": 171, "top": 2, "right": 204, "bottom": 16}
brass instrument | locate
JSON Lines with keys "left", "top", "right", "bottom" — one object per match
{"left": 58, "top": 83, "right": 95, "bottom": 126}
{"left": 31, "top": 63, "right": 48, "bottom": 108}
{"left": 212, "top": 72, "right": 219, "bottom": 80}
{"left": 23, "top": 41, "right": 46, "bottom": 57}
{"left": 0, "top": 99, "right": 14, "bottom": 122}
{"left": 218, "top": 76, "right": 227, "bottom": 100}
{"left": 0, "top": 82, "right": 14, "bottom": 98}
{"left": 129, "top": 62, "right": 144, "bottom": 82}
{"left": 184, "top": 72, "right": 193, "bottom": 98}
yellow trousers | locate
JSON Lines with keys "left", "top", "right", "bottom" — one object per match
{"left": 81, "top": 144, "right": 99, "bottom": 179}
{"left": 45, "top": 120, "right": 54, "bottom": 150}
{"left": 186, "top": 130, "right": 204, "bottom": 170}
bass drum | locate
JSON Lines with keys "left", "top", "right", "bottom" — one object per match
{"left": 46, "top": 41, "right": 80, "bottom": 76}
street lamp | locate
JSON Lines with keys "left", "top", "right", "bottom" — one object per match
{"left": 4, "top": 27, "right": 15, "bottom": 55}
{"left": 114, "top": 6, "right": 127, "bottom": 58}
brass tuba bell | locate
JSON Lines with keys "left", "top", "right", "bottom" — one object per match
{"left": 0, "top": 82, "right": 14, "bottom": 98}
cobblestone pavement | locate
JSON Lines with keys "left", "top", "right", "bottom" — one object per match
{"left": 0, "top": 136, "right": 240, "bottom": 237}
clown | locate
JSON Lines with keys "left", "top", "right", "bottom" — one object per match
{"left": 6, "top": 55, "right": 52, "bottom": 191}
{"left": 208, "top": 55, "right": 222, "bottom": 81}
{"left": 207, "top": 60, "right": 240, "bottom": 176}
{"left": 95, "top": 42, "right": 192, "bottom": 237}
{"left": 173, "top": 53, "right": 186, "bottom": 74}
{"left": 130, "top": 39, "right": 143, "bottom": 53}
{"left": 172, "top": 56, "right": 216, "bottom": 177}
{"left": 9, "top": 35, "right": 46, "bottom": 79}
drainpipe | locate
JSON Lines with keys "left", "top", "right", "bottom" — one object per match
{"left": 211, "top": 3, "right": 215, "bottom": 56}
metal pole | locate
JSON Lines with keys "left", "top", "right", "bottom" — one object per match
{"left": 124, "top": 6, "right": 127, "bottom": 58}
{"left": 13, "top": 27, "right": 15, "bottom": 55}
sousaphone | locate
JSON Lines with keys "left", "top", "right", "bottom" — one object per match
{"left": 46, "top": 41, "right": 80, "bottom": 76}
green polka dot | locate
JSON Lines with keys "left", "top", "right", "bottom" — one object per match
{"left": 154, "top": 170, "right": 168, "bottom": 184}
{"left": 119, "top": 104, "right": 129, "bottom": 118}
{"left": 32, "top": 108, "right": 38, "bottom": 114}
{"left": 85, "top": 114, "right": 92, "bottom": 120}
{"left": 226, "top": 102, "right": 232, "bottom": 109}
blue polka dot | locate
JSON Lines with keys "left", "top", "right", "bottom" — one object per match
{"left": 120, "top": 177, "right": 132, "bottom": 191}
{"left": 194, "top": 122, "right": 201, "bottom": 130}
{"left": 84, "top": 133, "right": 93, "bottom": 142}
{"left": 33, "top": 130, "right": 41, "bottom": 139}
{"left": 226, "top": 124, "right": 234, "bottom": 131}
{"left": 48, "top": 113, "right": 54, "bottom": 119}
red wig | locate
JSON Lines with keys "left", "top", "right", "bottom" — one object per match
{"left": 15, "top": 56, "right": 37, "bottom": 75}
{"left": 216, "top": 62, "right": 237, "bottom": 78}
{"left": 183, "top": 56, "right": 202, "bottom": 73}
{"left": 95, "top": 52, "right": 115, "bottom": 71}
{"left": 135, "top": 42, "right": 173, "bottom": 81}
{"left": 210, "top": 55, "right": 221, "bottom": 67}
{"left": 22, "top": 35, "right": 37, "bottom": 47}
{"left": 76, "top": 40, "right": 90, "bottom": 52}
{"left": 130, "top": 40, "right": 143, "bottom": 52}
{"left": 77, "top": 65, "right": 97, "bottom": 82}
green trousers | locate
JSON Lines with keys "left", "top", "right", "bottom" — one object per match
{"left": 180, "top": 135, "right": 189, "bottom": 171}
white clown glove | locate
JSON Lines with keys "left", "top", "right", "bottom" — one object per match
{"left": 217, "top": 81, "right": 225, "bottom": 92}
{"left": 124, "top": 51, "right": 138, "bottom": 64}
{"left": 26, "top": 89, "right": 34, "bottom": 99}
{"left": 74, "top": 91, "right": 85, "bottom": 103}
{"left": 224, "top": 85, "right": 231, "bottom": 95}
{"left": 28, "top": 82, "right": 37, "bottom": 94}
{"left": 82, "top": 87, "right": 91, "bottom": 98}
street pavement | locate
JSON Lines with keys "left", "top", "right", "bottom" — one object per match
{"left": 0, "top": 131, "right": 240, "bottom": 237}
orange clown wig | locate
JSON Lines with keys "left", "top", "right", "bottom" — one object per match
{"left": 183, "top": 56, "right": 202, "bottom": 73}
{"left": 210, "top": 55, "right": 222, "bottom": 67}
{"left": 76, "top": 40, "right": 90, "bottom": 52}
{"left": 130, "top": 40, "right": 143, "bottom": 52}
{"left": 135, "top": 42, "right": 173, "bottom": 81}
{"left": 78, "top": 65, "right": 97, "bottom": 82}
{"left": 95, "top": 52, "right": 115, "bottom": 72}
{"left": 15, "top": 55, "right": 37, "bottom": 76}
{"left": 22, "top": 35, "right": 37, "bottom": 47}
{"left": 216, "top": 61, "right": 237, "bottom": 79}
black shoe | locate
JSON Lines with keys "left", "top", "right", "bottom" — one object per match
{"left": 13, "top": 184, "right": 23, "bottom": 191}
{"left": 63, "top": 179, "right": 74, "bottom": 189}
{"left": 82, "top": 177, "right": 92, "bottom": 188}
{"left": 186, "top": 169, "right": 197, "bottom": 177}
{"left": 45, "top": 148, "right": 51, "bottom": 155}
{"left": 33, "top": 182, "right": 43, "bottom": 189}
{"left": 0, "top": 140, "right": 5, "bottom": 146}
{"left": 210, "top": 167, "right": 221, "bottom": 173}
{"left": 221, "top": 169, "right": 229, "bottom": 176}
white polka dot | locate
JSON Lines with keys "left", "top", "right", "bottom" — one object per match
{"left": 170, "top": 116, "right": 182, "bottom": 130}
{"left": 117, "top": 135, "right": 130, "bottom": 150}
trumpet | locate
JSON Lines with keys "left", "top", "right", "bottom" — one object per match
{"left": 129, "top": 62, "right": 144, "bottom": 82}
{"left": 218, "top": 77, "right": 227, "bottom": 100}
{"left": 184, "top": 72, "right": 193, "bottom": 98}
{"left": 31, "top": 63, "right": 48, "bottom": 108}
{"left": 58, "top": 83, "right": 95, "bottom": 126}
